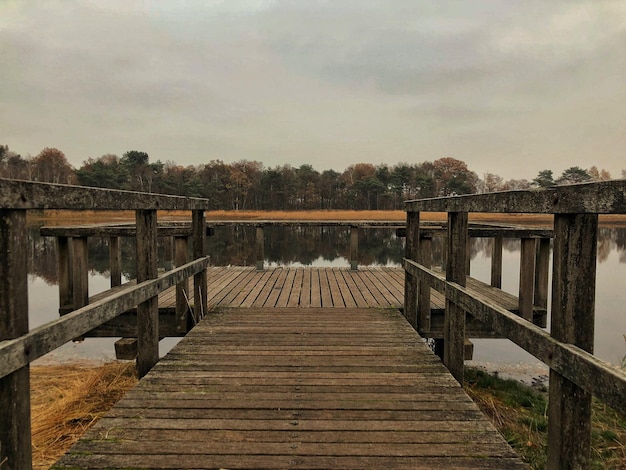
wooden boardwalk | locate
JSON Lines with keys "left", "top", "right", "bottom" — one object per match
{"left": 55, "top": 306, "right": 524, "bottom": 469}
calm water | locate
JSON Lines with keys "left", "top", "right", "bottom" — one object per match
{"left": 27, "top": 224, "right": 626, "bottom": 372}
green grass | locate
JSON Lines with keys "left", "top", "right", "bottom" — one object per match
{"left": 465, "top": 367, "right": 626, "bottom": 469}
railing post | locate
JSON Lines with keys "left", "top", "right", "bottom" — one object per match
{"left": 256, "top": 224, "right": 265, "bottom": 271}
{"left": 490, "top": 236, "right": 503, "bottom": 288}
{"left": 136, "top": 209, "right": 159, "bottom": 379}
{"left": 444, "top": 211, "right": 468, "bottom": 384}
{"left": 547, "top": 213, "right": 597, "bottom": 469}
{"left": 350, "top": 225, "right": 359, "bottom": 270}
{"left": 72, "top": 236, "right": 89, "bottom": 310}
{"left": 534, "top": 237, "right": 550, "bottom": 327}
{"left": 403, "top": 211, "right": 419, "bottom": 327}
{"left": 519, "top": 238, "right": 536, "bottom": 321}
{"left": 417, "top": 236, "right": 432, "bottom": 333}
{"left": 175, "top": 236, "right": 190, "bottom": 333}
{"left": 0, "top": 209, "right": 32, "bottom": 470}
{"left": 109, "top": 236, "right": 121, "bottom": 288}
{"left": 58, "top": 236, "right": 73, "bottom": 310}
{"left": 193, "top": 210, "right": 207, "bottom": 322}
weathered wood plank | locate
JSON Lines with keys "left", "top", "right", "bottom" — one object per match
{"left": 405, "top": 179, "right": 626, "bottom": 214}
{"left": 56, "top": 307, "right": 523, "bottom": 469}
{"left": 0, "top": 178, "right": 211, "bottom": 210}
{"left": 0, "top": 209, "right": 32, "bottom": 470}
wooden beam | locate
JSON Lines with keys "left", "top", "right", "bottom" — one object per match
{"left": 490, "top": 236, "right": 502, "bottom": 288}
{"left": 0, "top": 178, "right": 211, "bottom": 211}
{"left": 136, "top": 209, "right": 159, "bottom": 379}
{"left": 405, "top": 180, "right": 626, "bottom": 214}
{"left": 57, "top": 236, "right": 73, "bottom": 310}
{"left": 109, "top": 236, "right": 122, "bottom": 288}
{"left": 417, "top": 237, "right": 432, "bottom": 333}
{"left": 547, "top": 214, "right": 597, "bottom": 469}
{"left": 403, "top": 211, "right": 419, "bottom": 328}
{"left": 71, "top": 237, "right": 89, "bottom": 311}
{"left": 444, "top": 211, "right": 468, "bottom": 384}
{"left": 193, "top": 210, "right": 207, "bottom": 323}
{"left": 518, "top": 238, "right": 536, "bottom": 322}
{"left": 175, "top": 237, "right": 189, "bottom": 334}
{"left": 0, "top": 258, "right": 209, "bottom": 379}
{"left": 0, "top": 209, "right": 32, "bottom": 470}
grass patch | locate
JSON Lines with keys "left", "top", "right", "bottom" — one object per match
{"left": 30, "top": 361, "right": 137, "bottom": 470}
{"left": 465, "top": 368, "right": 626, "bottom": 469}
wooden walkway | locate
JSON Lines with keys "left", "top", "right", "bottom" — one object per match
{"left": 55, "top": 306, "right": 524, "bottom": 469}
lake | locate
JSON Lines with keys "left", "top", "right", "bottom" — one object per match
{"left": 27, "top": 223, "right": 626, "bottom": 375}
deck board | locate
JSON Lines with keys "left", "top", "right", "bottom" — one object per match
{"left": 56, "top": 307, "right": 525, "bottom": 469}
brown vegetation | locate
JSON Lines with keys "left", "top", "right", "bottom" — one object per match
{"left": 30, "top": 361, "right": 137, "bottom": 469}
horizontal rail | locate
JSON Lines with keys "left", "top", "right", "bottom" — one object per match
{"left": 405, "top": 179, "right": 626, "bottom": 214}
{"left": 404, "top": 258, "right": 626, "bottom": 415}
{"left": 0, "top": 256, "right": 209, "bottom": 379}
{"left": 0, "top": 178, "right": 211, "bottom": 210}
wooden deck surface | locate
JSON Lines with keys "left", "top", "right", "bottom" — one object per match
{"left": 55, "top": 306, "right": 525, "bottom": 469}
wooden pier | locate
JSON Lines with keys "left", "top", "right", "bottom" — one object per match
{"left": 54, "top": 306, "right": 524, "bottom": 469}
{"left": 3, "top": 178, "right": 626, "bottom": 470}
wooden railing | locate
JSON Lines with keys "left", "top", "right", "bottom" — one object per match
{"left": 0, "top": 179, "right": 211, "bottom": 470}
{"left": 402, "top": 180, "right": 626, "bottom": 469}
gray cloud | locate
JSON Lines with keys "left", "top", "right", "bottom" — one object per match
{"left": 1, "top": 0, "right": 625, "bottom": 179}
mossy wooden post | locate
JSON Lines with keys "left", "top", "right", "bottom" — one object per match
{"left": 403, "top": 211, "right": 419, "bottom": 327}
{"left": 518, "top": 238, "right": 536, "bottom": 321}
{"left": 444, "top": 211, "right": 467, "bottom": 384}
{"left": 256, "top": 224, "right": 264, "bottom": 270}
{"left": 349, "top": 225, "right": 359, "bottom": 270}
{"left": 490, "top": 236, "right": 503, "bottom": 288}
{"left": 547, "top": 213, "right": 597, "bottom": 469}
{"left": 174, "top": 236, "right": 189, "bottom": 333}
{"left": 58, "top": 236, "right": 73, "bottom": 310}
{"left": 136, "top": 209, "right": 159, "bottom": 378}
{"left": 0, "top": 209, "right": 32, "bottom": 470}
{"left": 193, "top": 210, "right": 207, "bottom": 322}
{"left": 109, "top": 236, "right": 121, "bottom": 288}
{"left": 72, "top": 236, "right": 89, "bottom": 310}
{"left": 417, "top": 236, "right": 432, "bottom": 332}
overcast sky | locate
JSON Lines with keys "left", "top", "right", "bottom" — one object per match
{"left": 1, "top": 1, "right": 625, "bottom": 181}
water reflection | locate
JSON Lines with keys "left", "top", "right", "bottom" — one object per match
{"left": 27, "top": 224, "right": 626, "bottom": 368}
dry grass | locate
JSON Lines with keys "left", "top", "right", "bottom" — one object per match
{"left": 30, "top": 361, "right": 137, "bottom": 469}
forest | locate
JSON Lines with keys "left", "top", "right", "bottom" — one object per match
{"left": 0, "top": 144, "right": 617, "bottom": 211}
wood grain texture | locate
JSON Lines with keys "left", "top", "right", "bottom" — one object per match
{"left": 54, "top": 307, "right": 524, "bottom": 469}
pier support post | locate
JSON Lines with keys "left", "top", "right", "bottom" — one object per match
{"left": 349, "top": 225, "right": 359, "bottom": 270}
{"left": 547, "top": 214, "right": 597, "bottom": 469}
{"left": 417, "top": 236, "right": 432, "bottom": 333}
{"left": 136, "top": 209, "right": 159, "bottom": 379}
{"left": 58, "top": 236, "right": 73, "bottom": 311}
{"left": 72, "top": 236, "right": 89, "bottom": 310}
{"left": 534, "top": 237, "right": 550, "bottom": 327}
{"left": 109, "top": 236, "right": 122, "bottom": 288}
{"left": 444, "top": 211, "right": 467, "bottom": 384}
{"left": 403, "top": 212, "right": 419, "bottom": 328}
{"left": 256, "top": 225, "right": 264, "bottom": 270}
{"left": 0, "top": 209, "right": 32, "bottom": 470}
{"left": 490, "top": 236, "right": 503, "bottom": 288}
{"left": 175, "top": 236, "right": 190, "bottom": 333}
{"left": 193, "top": 210, "right": 208, "bottom": 322}
{"left": 518, "top": 238, "right": 536, "bottom": 321}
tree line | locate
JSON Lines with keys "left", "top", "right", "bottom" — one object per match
{"left": 0, "top": 144, "right": 619, "bottom": 211}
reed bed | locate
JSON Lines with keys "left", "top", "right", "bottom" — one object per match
{"left": 30, "top": 361, "right": 137, "bottom": 469}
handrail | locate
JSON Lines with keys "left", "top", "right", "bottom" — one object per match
{"left": 0, "top": 178, "right": 211, "bottom": 470}
{"left": 0, "top": 256, "right": 209, "bottom": 379}
{"left": 402, "top": 180, "right": 626, "bottom": 469}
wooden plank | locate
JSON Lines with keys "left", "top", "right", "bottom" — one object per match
{"left": 300, "top": 268, "right": 312, "bottom": 307}
{"left": 319, "top": 268, "right": 333, "bottom": 307}
{"left": 192, "top": 210, "right": 207, "bottom": 321}
{"left": 0, "top": 209, "right": 32, "bottom": 470}
{"left": 56, "top": 307, "right": 523, "bottom": 469}
{"left": 264, "top": 268, "right": 289, "bottom": 307}
{"left": 287, "top": 268, "right": 304, "bottom": 307}
{"left": 136, "top": 209, "right": 159, "bottom": 378}
{"left": 325, "top": 268, "right": 345, "bottom": 307}
{"left": 251, "top": 268, "right": 282, "bottom": 307}
{"left": 404, "top": 211, "right": 419, "bottom": 326}
{"left": 240, "top": 269, "right": 275, "bottom": 307}
{"left": 444, "top": 211, "right": 467, "bottom": 384}
{"left": 275, "top": 268, "right": 297, "bottom": 307}
{"left": 337, "top": 270, "right": 368, "bottom": 308}
{"left": 518, "top": 238, "right": 536, "bottom": 321}
{"left": 310, "top": 268, "right": 322, "bottom": 307}
{"left": 547, "top": 213, "right": 597, "bottom": 469}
